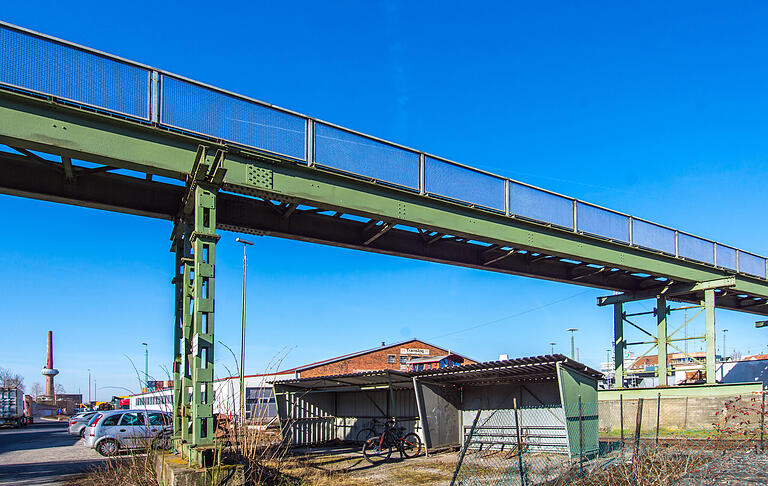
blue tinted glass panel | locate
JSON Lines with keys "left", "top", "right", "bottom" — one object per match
{"left": 424, "top": 157, "right": 505, "bottom": 211}
{"left": 715, "top": 245, "right": 737, "bottom": 270}
{"left": 0, "top": 25, "right": 149, "bottom": 119}
{"left": 632, "top": 220, "right": 676, "bottom": 255}
{"left": 577, "top": 203, "right": 629, "bottom": 242}
{"left": 678, "top": 233, "right": 714, "bottom": 264}
{"left": 509, "top": 182, "right": 573, "bottom": 228}
{"left": 739, "top": 252, "right": 766, "bottom": 278}
{"left": 160, "top": 76, "right": 305, "bottom": 160}
{"left": 314, "top": 123, "right": 419, "bottom": 189}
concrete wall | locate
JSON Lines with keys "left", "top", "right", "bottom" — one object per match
{"left": 598, "top": 394, "right": 759, "bottom": 433}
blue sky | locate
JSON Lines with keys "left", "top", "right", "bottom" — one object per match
{"left": 3, "top": 1, "right": 768, "bottom": 400}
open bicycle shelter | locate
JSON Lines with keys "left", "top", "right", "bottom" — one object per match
{"left": 273, "top": 355, "right": 601, "bottom": 457}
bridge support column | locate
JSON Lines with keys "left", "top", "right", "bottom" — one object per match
{"left": 656, "top": 296, "right": 669, "bottom": 386}
{"left": 613, "top": 303, "right": 624, "bottom": 388}
{"left": 171, "top": 146, "right": 226, "bottom": 466}
{"left": 172, "top": 221, "right": 193, "bottom": 443}
{"left": 188, "top": 184, "right": 217, "bottom": 448}
{"left": 703, "top": 289, "right": 716, "bottom": 384}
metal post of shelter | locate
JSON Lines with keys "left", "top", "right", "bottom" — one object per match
{"left": 703, "top": 289, "right": 716, "bottom": 384}
{"left": 655, "top": 296, "right": 668, "bottom": 386}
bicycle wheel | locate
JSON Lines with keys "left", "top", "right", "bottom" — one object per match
{"left": 400, "top": 432, "right": 422, "bottom": 458}
{"left": 355, "top": 427, "right": 375, "bottom": 443}
{"left": 363, "top": 436, "right": 392, "bottom": 464}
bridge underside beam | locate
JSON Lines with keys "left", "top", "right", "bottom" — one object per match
{"left": 2, "top": 89, "right": 768, "bottom": 309}
{"left": 2, "top": 149, "right": 768, "bottom": 316}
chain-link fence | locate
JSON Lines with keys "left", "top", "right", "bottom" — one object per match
{"left": 452, "top": 392, "right": 767, "bottom": 485}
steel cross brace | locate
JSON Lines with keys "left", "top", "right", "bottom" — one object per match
{"left": 611, "top": 289, "right": 718, "bottom": 387}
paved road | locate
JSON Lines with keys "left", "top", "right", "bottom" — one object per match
{"left": 0, "top": 420, "right": 104, "bottom": 485}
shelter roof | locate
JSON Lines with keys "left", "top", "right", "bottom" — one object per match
{"left": 410, "top": 354, "right": 602, "bottom": 385}
{"left": 273, "top": 369, "right": 414, "bottom": 391}
{"left": 273, "top": 355, "right": 601, "bottom": 391}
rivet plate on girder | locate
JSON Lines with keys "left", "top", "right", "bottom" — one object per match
{"left": 246, "top": 165, "right": 273, "bottom": 189}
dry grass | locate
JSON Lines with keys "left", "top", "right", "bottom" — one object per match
{"left": 65, "top": 456, "right": 158, "bottom": 486}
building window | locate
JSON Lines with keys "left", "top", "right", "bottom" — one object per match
{"left": 400, "top": 356, "right": 407, "bottom": 364}
{"left": 387, "top": 355, "right": 395, "bottom": 364}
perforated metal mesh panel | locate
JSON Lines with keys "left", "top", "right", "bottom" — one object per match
{"left": 2, "top": 22, "right": 766, "bottom": 280}
{"left": 632, "top": 220, "right": 676, "bottom": 255}
{"left": 424, "top": 157, "right": 505, "bottom": 211}
{"left": 716, "top": 244, "right": 738, "bottom": 270}
{"left": 160, "top": 76, "right": 305, "bottom": 160}
{"left": 678, "top": 233, "right": 714, "bottom": 264}
{"left": 738, "top": 252, "right": 766, "bottom": 278}
{"left": 577, "top": 203, "right": 629, "bottom": 242}
{"left": 509, "top": 182, "right": 573, "bottom": 229}
{"left": 0, "top": 25, "right": 149, "bottom": 119}
{"left": 314, "top": 123, "right": 419, "bottom": 189}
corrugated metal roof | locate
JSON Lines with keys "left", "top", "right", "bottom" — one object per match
{"left": 274, "top": 369, "right": 414, "bottom": 391}
{"left": 273, "top": 355, "right": 602, "bottom": 391}
{"left": 409, "top": 354, "right": 602, "bottom": 385}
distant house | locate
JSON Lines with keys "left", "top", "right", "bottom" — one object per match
{"left": 407, "top": 354, "right": 465, "bottom": 372}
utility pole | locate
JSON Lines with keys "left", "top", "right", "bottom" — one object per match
{"left": 567, "top": 328, "right": 579, "bottom": 360}
{"left": 236, "top": 237, "right": 254, "bottom": 424}
{"left": 88, "top": 369, "right": 91, "bottom": 404}
{"left": 722, "top": 329, "right": 728, "bottom": 360}
{"left": 142, "top": 342, "right": 148, "bottom": 389}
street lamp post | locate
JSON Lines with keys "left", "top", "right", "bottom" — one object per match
{"left": 567, "top": 328, "right": 579, "bottom": 360}
{"left": 722, "top": 329, "right": 728, "bottom": 360}
{"left": 88, "top": 369, "right": 91, "bottom": 404}
{"left": 236, "top": 237, "right": 254, "bottom": 424}
{"left": 549, "top": 342, "right": 556, "bottom": 354}
{"left": 141, "top": 342, "right": 148, "bottom": 390}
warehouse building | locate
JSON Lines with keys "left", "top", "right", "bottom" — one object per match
{"left": 281, "top": 339, "right": 475, "bottom": 378}
{"left": 129, "top": 338, "right": 473, "bottom": 420}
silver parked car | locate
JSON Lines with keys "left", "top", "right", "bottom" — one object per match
{"left": 68, "top": 411, "right": 98, "bottom": 438}
{"left": 83, "top": 409, "right": 171, "bottom": 456}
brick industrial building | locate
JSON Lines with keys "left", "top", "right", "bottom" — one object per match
{"left": 282, "top": 339, "right": 475, "bottom": 378}
{"left": 129, "top": 338, "right": 474, "bottom": 417}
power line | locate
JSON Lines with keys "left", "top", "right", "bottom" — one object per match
{"left": 429, "top": 289, "right": 594, "bottom": 340}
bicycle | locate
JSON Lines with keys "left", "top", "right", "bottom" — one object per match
{"left": 355, "top": 417, "right": 386, "bottom": 443}
{"left": 362, "top": 420, "right": 422, "bottom": 464}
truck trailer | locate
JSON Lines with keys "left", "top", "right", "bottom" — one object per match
{"left": 0, "top": 387, "right": 29, "bottom": 427}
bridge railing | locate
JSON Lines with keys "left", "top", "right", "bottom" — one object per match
{"left": 1, "top": 21, "right": 766, "bottom": 280}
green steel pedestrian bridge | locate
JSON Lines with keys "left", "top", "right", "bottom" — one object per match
{"left": 1, "top": 21, "right": 766, "bottom": 463}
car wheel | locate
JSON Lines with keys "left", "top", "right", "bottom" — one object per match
{"left": 96, "top": 439, "right": 119, "bottom": 457}
{"left": 79, "top": 428, "right": 86, "bottom": 439}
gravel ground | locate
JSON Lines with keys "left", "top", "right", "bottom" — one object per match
{"left": 0, "top": 420, "right": 105, "bottom": 485}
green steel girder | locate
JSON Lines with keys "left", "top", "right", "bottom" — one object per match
{"left": 2, "top": 148, "right": 768, "bottom": 316}
{"left": 2, "top": 89, "right": 768, "bottom": 316}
